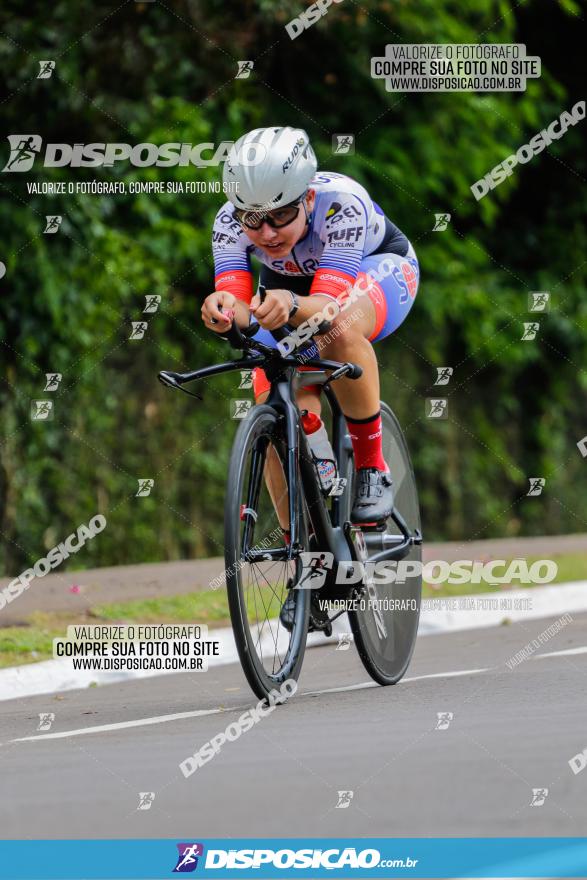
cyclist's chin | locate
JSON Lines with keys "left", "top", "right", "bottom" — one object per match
{"left": 260, "top": 243, "right": 289, "bottom": 257}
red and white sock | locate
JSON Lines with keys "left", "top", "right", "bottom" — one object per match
{"left": 345, "top": 411, "right": 387, "bottom": 471}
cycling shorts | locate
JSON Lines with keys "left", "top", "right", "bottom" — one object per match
{"left": 251, "top": 244, "right": 419, "bottom": 399}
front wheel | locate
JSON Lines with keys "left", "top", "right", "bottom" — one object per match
{"left": 224, "top": 404, "right": 310, "bottom": 701}
{"left": 348, "top": 402, "right": 422, "bottom": 684}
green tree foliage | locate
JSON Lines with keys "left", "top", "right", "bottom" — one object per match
{"left": 0, "top": 0, "right": 585, "bottom": 572}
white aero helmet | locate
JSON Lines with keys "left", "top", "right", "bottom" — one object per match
{"left": 223, "top": 126, "right": 317, "bottom": 211}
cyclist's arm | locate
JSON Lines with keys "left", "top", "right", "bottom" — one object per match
{"left": 309, "top": 192, "right": 369, "bottom": 308}
{"left": 209, "top": 203, "right": 256, "bottom": 329}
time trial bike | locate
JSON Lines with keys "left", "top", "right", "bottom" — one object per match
{"left": 159, "top": 315, "right": 422, "bottom": 701}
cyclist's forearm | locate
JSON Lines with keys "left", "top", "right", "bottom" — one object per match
{"left": 288, "top": 293, "right": 340, "bottom": 327}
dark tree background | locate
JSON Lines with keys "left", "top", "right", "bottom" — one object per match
{"left": 0, "top": 0, "right": 585, "bottom": 573}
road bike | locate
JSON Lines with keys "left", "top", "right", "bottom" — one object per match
{"left": 159, "top": 316, "right": 422, "bottom": 701}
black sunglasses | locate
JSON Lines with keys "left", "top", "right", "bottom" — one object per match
{"left": 234, "top": 195, "right": 306, "bottom": 230}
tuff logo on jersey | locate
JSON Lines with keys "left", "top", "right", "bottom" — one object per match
{"left": 327, "top": 226, "right": 363, "bottom": 243}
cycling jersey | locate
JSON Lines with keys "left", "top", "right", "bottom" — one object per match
{"left": 212, "top": 171, "right": 410, "bottom": 304}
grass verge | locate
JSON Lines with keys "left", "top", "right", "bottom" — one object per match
{"left": 0, "top": 552, "right": 585, "bottom": 669}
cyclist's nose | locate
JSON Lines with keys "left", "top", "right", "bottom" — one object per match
{"left": 259, "top": 221, "right": 279, "bottom": 242}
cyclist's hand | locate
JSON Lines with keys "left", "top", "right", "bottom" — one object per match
{"left": 250, "top": 289, "right": 291, "bottom": 331}
{"left": 201, "top": 291, "right": 236, "bottom": 332}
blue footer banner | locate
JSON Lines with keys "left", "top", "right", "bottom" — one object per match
{"left": 0, "top": 838, "right": 587, "bottom": 879}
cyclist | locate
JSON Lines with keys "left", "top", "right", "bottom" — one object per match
{"left": 202, "top": 126, "right": 419, "bottom": 525}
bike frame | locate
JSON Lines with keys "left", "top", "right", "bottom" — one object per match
{"left": 159, "top": 328, "right": 421, "bottom": 581}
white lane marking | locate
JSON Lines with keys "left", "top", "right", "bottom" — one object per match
{"left": 7, "top": 667, "right": 492, "bottom": 744}
{"left": 7, "top": 707, "right": 225, "bottom": 744}
{"left": 9, "top": 650, "right": 583, "bottom": 745}
{"left": 533, "top": 645, "right": 587, "bottom": 659}
{"left": 303, "top": 667, "right": 491, "bottom": 698}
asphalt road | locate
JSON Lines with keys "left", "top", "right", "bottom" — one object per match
{"left": 1, "top": 612, "right": 586, "bottom": 842}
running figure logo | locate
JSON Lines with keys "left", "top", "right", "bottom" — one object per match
{"left": 236, "top": 61, "right": 254, "bottom": 79}
{"left": 335, "top": 790, "right": 354, "bottom": 809}
{"left": 522, "top": 322, "right": 539, "bottom": 341}
{"left": 527, "top": 477, "right": 545, "bottom": 497}
{"left": 173, "top": 843, "right": 204, "bottom": 872}
{"left": 31, "top": 400, "right": 53, "bottom": 421}
{"left": 2, "top": 135, "right": 42, "bottom": 172}
{"left": 44, "top": 373, "right": 62, "bottom": 391}
{"left": 144, "top": 295, "right": 161, "bottom": 313}
{"left": 137, "top": 792, "right": 155, "bottom": 810}
{"left": 426, "top": 398, "right": 448, "bottom": 419}
{"left": 296, "top": 552, "right": 334, "bottom": 590}
{"left": 434, "top": 367, "right": 453, "bottom": 386}
{"left": 129, "top": 321, "right": 148, "bottom": 340}
{"left": 44, "top": 216, "right": 62, "bottom": 234}
{"left": 433, "top": 213, "right": 451, "bottom": 231}
{"left": 37, "top": 61, "right": 55, "bottom": 79}
{"left": 332, "top": 134, "right": 355, "bottom": 155}
{"left": 136, "top": 479, "right": 155, "bottom": 497}
{"left": 529, "top": 292, "right": 550, "bottom": 312}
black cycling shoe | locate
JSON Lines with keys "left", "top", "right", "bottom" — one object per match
{"left": 309, "top": 592, "right": 332, "bottom": 636}
{"left": 351, "top": 467, "right": 394, "bottom": 524}
{"left": 279, "top": 580, "right": 297, "bottom": 631}
{"left": 279, "top": 584, "right": 333, "bottom": 636}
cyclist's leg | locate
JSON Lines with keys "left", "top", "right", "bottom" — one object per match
{"left": 316, "top": 247, "right": 419, "bottom": 520}
{"left": 317, "top": 246, "right": 419, "bottom": 433}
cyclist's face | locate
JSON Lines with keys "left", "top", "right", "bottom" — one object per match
{"left": 245, "top": 190, "right": 315, "bottom": 258}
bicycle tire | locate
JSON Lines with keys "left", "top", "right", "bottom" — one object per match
{"left": 348, "top": 401, "right": 422, "bottom": 685}
{"left": 225, "top": 404, "right": 310, "bottom": 701}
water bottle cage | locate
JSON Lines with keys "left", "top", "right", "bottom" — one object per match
{"left": 310, "top": 451, "right": 337, "bottom": 494}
